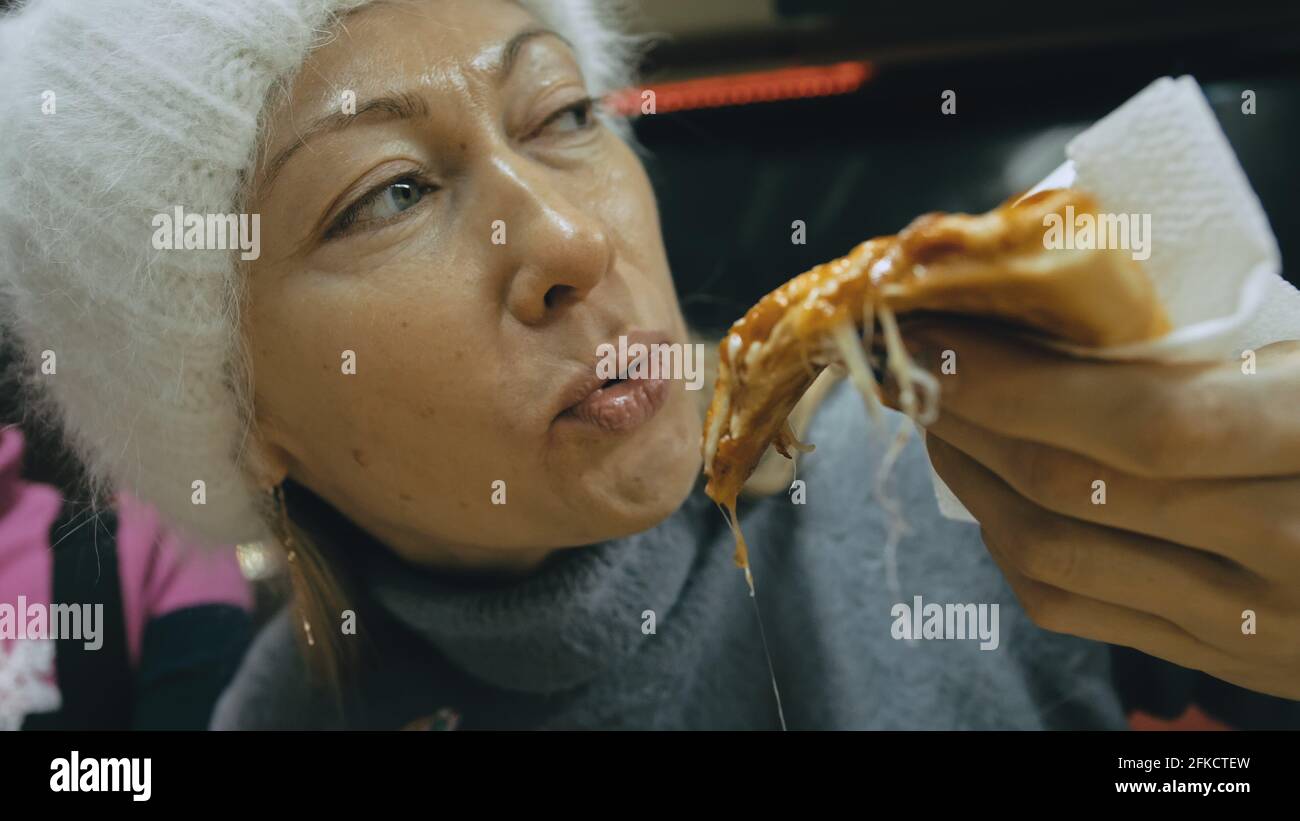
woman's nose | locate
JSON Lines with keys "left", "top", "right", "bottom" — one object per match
{"left": 483, "top": 155, "right": 614, "bottom": 326}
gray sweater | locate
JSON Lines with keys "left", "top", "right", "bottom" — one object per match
{"left": 212, "top": 379, "right": 1131, "bottom": 730}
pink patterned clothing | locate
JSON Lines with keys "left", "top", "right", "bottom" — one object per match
{"left": 0, "top": 425, "right": 252, "bottom": 729}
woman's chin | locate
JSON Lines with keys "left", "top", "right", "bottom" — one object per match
{"left": 562, "top": 446, "right": 701, "bottom": 541}
{"left": 541, "top": 382, "right": 703, "bottom": 541}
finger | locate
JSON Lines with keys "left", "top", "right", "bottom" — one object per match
{"left": 980, "top": 535, "right": 1245, "bottom": 683}
{"left": 904, "top": 321, "right": 1300, "bottom": 478}
{"left": 926, "top": 434, "right": 1258, "bottom": 647}
{"left": 925, "top": 408, "right": 1298, "bottom": 576}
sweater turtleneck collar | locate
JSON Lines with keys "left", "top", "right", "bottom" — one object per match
{"left": 353, "top": 480, "right": 713, "bottom": 695}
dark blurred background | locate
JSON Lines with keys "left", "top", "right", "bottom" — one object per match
{"left": 625, "top": 0, "right": 1300, "bottom": 335}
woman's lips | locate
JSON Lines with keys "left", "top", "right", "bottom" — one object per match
{"left": 553, "top": 328, "right": 676, "bottom": 432}
{"left": 562, "top": 375, "right": 671, "bottom": 432}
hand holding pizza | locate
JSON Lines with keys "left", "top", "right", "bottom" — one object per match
{"left": 904, "top": 321, "right": 1300, "bottom": 699}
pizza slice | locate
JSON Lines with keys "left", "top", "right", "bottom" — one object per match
{"left": 701, "top": 188, "right": 1171, "bottom": 576}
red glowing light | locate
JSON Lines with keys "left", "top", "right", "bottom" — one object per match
{"left": 604, "top": 61, "right": 874, "bottom": 116}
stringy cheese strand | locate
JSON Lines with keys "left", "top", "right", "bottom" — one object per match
{"left": 878, "top": 304, "right": 917, "bottom": 419}
{"left": 830, "top": 320, "right": 885, "bottom": 427}
{"left": 875, "top": 303, "right": 929, "bottom": 599}
{"left": 717, "top": 503, "right": 787, "bottom": 731}
{"left": 861, "top": 295, "right": 875, "bottom": 357}
{"left": 908, "top": 362, "right": 941, "bottom": 427}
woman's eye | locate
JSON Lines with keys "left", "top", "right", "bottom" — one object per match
{"left": 538, "top": 97, "right": 596, "bottom": 137}
{"left": 327, "top": 176, "right": 434, "bottom": 239}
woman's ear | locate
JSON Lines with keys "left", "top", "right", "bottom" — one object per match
{"left": 244, "top": 423, "right": 293, "bottom": 493}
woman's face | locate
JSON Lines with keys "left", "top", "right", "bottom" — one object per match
{"left": 244, "top": 0, "right": 701, "bottom": 574}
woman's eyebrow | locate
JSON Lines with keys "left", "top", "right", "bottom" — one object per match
{"left": 259, "top": 90, "right": 429, "bottom": 196}
{"left": 257, "top": 27, "right": 569, "bottom": 196}
{"left": 497, "top": 27, "right": 571, "bottom": 80}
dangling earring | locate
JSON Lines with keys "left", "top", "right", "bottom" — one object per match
{"left": 272, "top": 483, "right": 297, "bottom": 564}
{"left": 273, "top": 483, "right": 315, "bottom": 648}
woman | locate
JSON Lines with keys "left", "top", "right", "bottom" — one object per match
{"left": 1, "top": 0, "right": 1297, "bottom": 729}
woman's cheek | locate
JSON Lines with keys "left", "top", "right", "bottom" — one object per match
{"left": 598, "top": 160, "right": 656, "bottom": 261}
{"left": 604, "top": 154, "right": 679, "bottom": 312}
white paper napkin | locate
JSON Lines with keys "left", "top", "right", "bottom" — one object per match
{"left": 927, "top": 75, "right": 1300, "bottom": 523}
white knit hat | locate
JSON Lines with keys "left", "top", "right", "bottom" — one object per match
{"left": 0, "top": 0, "right": 641, "bottom": 547}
